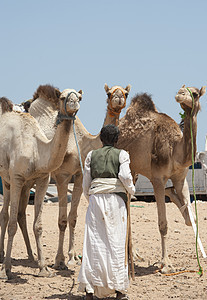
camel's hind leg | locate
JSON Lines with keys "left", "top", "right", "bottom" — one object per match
{"left": 167, "top": 175, "right": 192, "bottom": 226}
{"left": 0, "top": 180, "right": 10, "bottom": 262}
{"left": 152, "top": 177, "right": 175, "bottom": 274}
{"left": 67, "top": 172, "right": 83, "bottom": 266}
{"left": 54, "top": 173, "right": 72, "bottom": 270}
{"left": 33, "top": 175, "right": 51, "bottom": 277}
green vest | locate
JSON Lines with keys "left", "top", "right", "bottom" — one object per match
{"left": 90, "top": 146, "right": 127, "bottom": 202}
{"left": 90, "top": 146, "right": 121, "bottom": 179}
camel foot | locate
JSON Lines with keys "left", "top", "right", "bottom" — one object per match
{"left": 133, "top": 249, "right": 144, "bottom": 262}
{"left": 28, "top": 253, "right": 35, "bottom": 261}
{"left": 0, "top": 267, "right": 13, "bottom": 280}
{"left": 160, "top": 262, "right": 175, "bottom": 274}
{"left": 38, "top": 266, "right": 54, "bottom": 277}
{"left": 52, "top": 261, "right": 68, "bottom": 270}
{"left": 67, "top": 257, "right": 76, "bottom": 267}
{"left": 0, "top": 252, "right": 4, "bottom": 263}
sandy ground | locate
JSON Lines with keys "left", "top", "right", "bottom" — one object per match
{"left": 0, "top": 193, "right": 207, "bottom": 300}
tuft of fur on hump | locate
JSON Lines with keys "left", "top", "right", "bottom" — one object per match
{"left": 0, "top": 97, "right": 13, "bottom": 113}
{"left": 32, "top": 84, "right": 61, "bottom": 109}
{"left": 118, "top": 93, "right": 158, "bottom": 143}
{"left": 130, "top": 93, "right": 157, "bottom": 113}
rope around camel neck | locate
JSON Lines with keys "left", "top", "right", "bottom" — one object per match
{"left": 73, "top": 119, "right": 84, "bottom": 175}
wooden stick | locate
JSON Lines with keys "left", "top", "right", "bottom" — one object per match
{"left": 125, "top": 202, "right": 129, "bottom": 266}
{"left": 126, "top": 193, "right": 135, "bottom": 280}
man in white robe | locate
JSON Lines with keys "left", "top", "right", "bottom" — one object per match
{"left": 78, "top": 125, "right": 135, "bottom": 300}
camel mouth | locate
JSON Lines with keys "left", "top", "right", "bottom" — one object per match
{"left": 175, "top": 94, "right": 185, "bottom": 103}
{"left": 175, "top": 93, "right": 193, "bottom": 108}
{"left": 67, "top": 102, "right": 80, "bottom": 114}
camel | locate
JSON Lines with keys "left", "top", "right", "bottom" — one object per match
{"left": 117, "top": 85, "right": 206, "bottom": 273}
{"left": 0, "top": 87, "right": 82, "bottom": 279}
{"left": 28, "top": 83, "right": 131, "bottom": 269}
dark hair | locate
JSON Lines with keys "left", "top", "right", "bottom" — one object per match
{"left": 24, "top": 101, "right": 31, "bottom": 112}
{"left": 100, "top": 124, "right": 120, "bottom": 146}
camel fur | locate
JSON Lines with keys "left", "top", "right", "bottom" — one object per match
{"left": 0, "top": 86, "right": 82, "bottom": 279}
{"left": 117, "top": 85, "right": 206, "bottom": 273}
{"left": 12, "top": 83, "right": 131, "bottom": 270}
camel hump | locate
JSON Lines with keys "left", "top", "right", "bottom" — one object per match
{"left": 130, "top": 93, "right": 157, "bottom": 112}
{"left": 0, "top": 97, "right": 13, "bottom": 114}
{"left": 33, "top": 84, "right": 61, "bottom": 107}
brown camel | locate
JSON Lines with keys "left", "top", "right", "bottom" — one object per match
{"left": 0, "top": 87, "right": 82, "bottom": 279}
{"left": 17, "top": 83, "right": 131, "bottom": 269}
{"left": 117, "top": 85, "right": 206, "bottom": 273}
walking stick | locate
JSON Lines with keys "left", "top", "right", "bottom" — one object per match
{"left": 125, "top": 192, "right": 135, "bottom": 280}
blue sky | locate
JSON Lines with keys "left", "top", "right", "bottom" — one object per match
{"left": 1, "top": 0, "right": 206, "bottom": 151}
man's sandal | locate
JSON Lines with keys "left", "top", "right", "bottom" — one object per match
{"left": 116, "top": 291, "right": 129, "bottom": 300}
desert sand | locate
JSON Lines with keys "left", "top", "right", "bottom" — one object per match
{"left": 0, "top": 193, "right": 207, "bottom": 300}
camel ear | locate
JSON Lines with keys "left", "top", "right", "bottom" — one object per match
{"left": 200, "top": 86, "right": 206, "bottom": 97}
{"left": 78, "top": 90, "right": 83, "bottom": 95}
{"left": 104, "top": 83, "right": 110, "bottom": 93}
{"left": 182, "top": 84, "right": 185, "bottom": 88}
{"left": 55, "top": 88, "right": 61, "bottom": 98}
{"left": 125, "top": 84, "right": 131, "bottom": 93}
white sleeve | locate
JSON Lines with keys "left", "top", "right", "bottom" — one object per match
{"left": 82, "top": 151, "right": 93, "bottom": 201}
{"left": 118, "top": 150, "right": 135, "bottom": 195}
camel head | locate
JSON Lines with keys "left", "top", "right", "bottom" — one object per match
{"left": 104, "top": 84, "right": 131, "bottom": 115}
{"left": 59, "top": 89, "right": 83, "bottom": 117}
{"left": 175, "top": 85, "right": 206, "bottom": 113}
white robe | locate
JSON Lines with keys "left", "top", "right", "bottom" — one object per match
{"left": 78, "top": 150, "right": 135, "bottom": 298}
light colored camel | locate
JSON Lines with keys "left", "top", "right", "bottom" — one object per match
{"left": 0, "top": 87, "right": 82, "bottom": 279}
{"left": 28, "top": 83, "right": 131, "bottom": 269}
{"left": 117, "top": 85, "right": 206, "bottom": 273}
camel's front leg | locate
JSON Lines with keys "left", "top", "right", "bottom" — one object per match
{"left": 54, "top": 173, "right": 72, "bottom": 270}
{"left": 33, "top": 176, "right": 51, "bottom": 277}
{"left": 153, "top": 178, "right": 174, "bottom": 274}
{"left": 68, "top": 173, "right": 83, "bottom": 266}
{"left": 17, "top": 182, "right": 35, "bottom": 261}
{"left": 0, "top": 177, "right": 23, "bottom": 279}
{"left": 0, "top": 180, "right": 10, "bottom": 262}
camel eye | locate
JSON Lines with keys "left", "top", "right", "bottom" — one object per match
{"left": 107, "top": 92, "right": 111, "bottom": 99}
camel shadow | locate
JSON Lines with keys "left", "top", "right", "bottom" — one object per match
{"left": 45, "top": 294, "right": 82, "bottom": 300}
{"left": 11, "top": 257, "right": 38, "bottom": 269}
{"left": 134, "top": 264, "right": 159, "bottom": 277}
{"left": 2, "top": 272, "right": 28, "bottom": 284}
{"left": 45, "top": 294, "right": 116, "bottom": 300}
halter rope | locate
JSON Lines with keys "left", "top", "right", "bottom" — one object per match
{"left": 73, "top": 119, "right": 84, "bottom": 175}
{"left": 56, "top": 91, "right": 84, "bottom": 174}
{"left": 56, "top": 91, "right": 78, "bottom": 125}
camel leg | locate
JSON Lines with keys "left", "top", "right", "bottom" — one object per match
{"left": 33, "top": 175, "right": 51, "bottom": 277}
{"left": 0, "top": 180, "right": 10, "bottom": 262}
{"left": 152, "top": 178, "right": 175, "bottom": 274}
{"left": 17, "top": 182, "right": 35, "bottom": 260}
{"left": 0, "top": 177, "right": 23, "bottom": 279}
{"left": 169, "top": 176, "right": 191, "bottom": 226}
{"left": 54, "top": 173, "right": 71, "bottom": 270}
{"left": 67, "top": 172, "right": 83, "bottom": 266}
